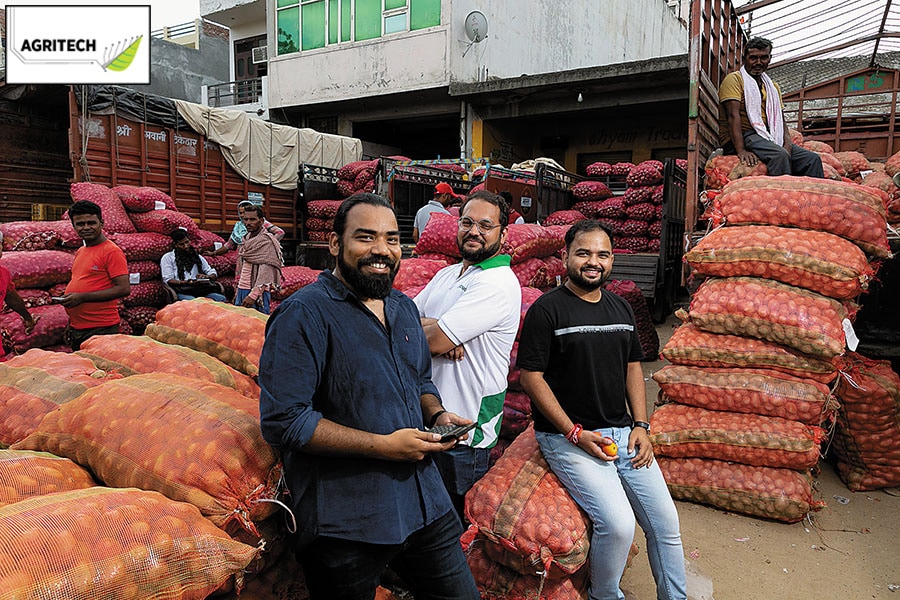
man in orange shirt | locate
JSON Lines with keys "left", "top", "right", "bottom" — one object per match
{"left": 56, "top": 200, "right": 130, "bottom": 350}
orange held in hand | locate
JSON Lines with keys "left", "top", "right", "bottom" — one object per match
{"left": 601, "top": 440, "right": 618, "bottom": 457}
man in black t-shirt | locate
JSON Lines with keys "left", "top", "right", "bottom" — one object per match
{"left": 518, "top": 220, "right": 686, "bottom": 600}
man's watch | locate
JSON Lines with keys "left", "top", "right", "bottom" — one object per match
{"left": 633, "top": 421, "right": 651, "bottom": 433}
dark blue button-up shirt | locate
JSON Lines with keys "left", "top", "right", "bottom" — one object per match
{"left": 259, "top": 271, "right": 452, "bottom": 547}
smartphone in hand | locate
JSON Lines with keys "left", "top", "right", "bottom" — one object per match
{"left": 428, "top": 423, "right": 476, "bottom": 443}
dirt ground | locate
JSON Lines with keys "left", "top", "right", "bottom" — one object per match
{"left": 620, "top": 315, "right": 900, "bottom": 600}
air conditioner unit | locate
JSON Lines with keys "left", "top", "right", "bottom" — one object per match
{"left": 251, "top": 46, "right": 268, "bottom": 64}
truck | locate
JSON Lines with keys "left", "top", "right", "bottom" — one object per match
{"left": 1, "top": 84, "right": 360, "bottom": 264}
{"left": 477, "top": 160, "right": 687, "bottom": 322}
{"left": 686, "top": 0, "right": 900, "bottom": 365}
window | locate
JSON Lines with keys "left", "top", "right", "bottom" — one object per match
{"left": 276, "top": 0, "right": 442, "bottom": 56}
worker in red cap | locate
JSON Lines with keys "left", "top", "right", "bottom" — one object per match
{"left": 413, "top": 182, "right": 462, "bottom": 243}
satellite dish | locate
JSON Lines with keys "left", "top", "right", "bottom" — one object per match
{"left": 464, "top": 11, "right": 488, "bottom": 44}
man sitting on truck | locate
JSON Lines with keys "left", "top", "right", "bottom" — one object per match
{"left": 718, "top": 37, "right": 824, "bottom": 178}
{"left": 413, "top": 182, "right": 462, "bottom": 243}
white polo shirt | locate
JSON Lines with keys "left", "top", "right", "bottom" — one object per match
{"left": 414, "top": 254, "right": 521, "bottom": 448}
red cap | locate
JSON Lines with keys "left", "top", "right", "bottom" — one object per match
{"left": 435, "top": 182, "right": 462, "bottom": 198}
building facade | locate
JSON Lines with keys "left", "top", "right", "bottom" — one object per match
{"left": 200, "top": 0, "right": 690, "bottom": 171}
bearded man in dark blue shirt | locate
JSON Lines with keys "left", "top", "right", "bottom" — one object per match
{"left": 259, "top": 193, "right": 480, "bottom": 600}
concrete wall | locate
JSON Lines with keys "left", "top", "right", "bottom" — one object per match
{"left": 126, "top": 30, "right": 231, "bottom": 102}
{"left": 450, "top": 0, "right": 687, "bottom": 83}
{"left": 267, "top": 0, "right": 685, "bottom": 110}
{"left": 269, "top": 26, "right": 452, "bottom": 108}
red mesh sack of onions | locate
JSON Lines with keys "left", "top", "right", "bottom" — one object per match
{"left": 414, "top": 213, "right": 461, "bottom": 258}
{"left": 189, "top": 229, "right": 226, "bottom": 253}
{"left": 336, "top": 180, "right": 356, "bottom": 198}
{"left": 503, "top": 224, "right": 565, "bottom": 264}
{"left": 623, "top": 186, "right": 653, "bottom": 206}
{"left": 126, "top": 261, "right": 161, "bottom": 282}
{"left": 415, "top": 253, "right": 459, "bottom": 265}
{"left": 511, "top": 258, "right": 546, "bottom": 288}
{"left": 585, "top": 162, "right": 612, "bottom": 176}
{"left": 614, "top": 235, "right": 649, "bottom": 252}
{"left": 113, "top": 185, "right": 156, "bottom": 212}
{"left": 13, "top": 289, "right": 52, "bottom": 309}
{"left": 305, "top": 217, "right": 334, "bottom": 232}
{"left": 121, "top": 305, "right": 159, "bottom": 333}
{"left": 70, "top": 182, "right": 136, "bottom": 234}
{"left": 648, "top": 238, "right": 661, "bottom": 252}
{"left": 543, "top": 210, "right": 585, "bottom": 226}
{"left": 620, "top": 219, "right": 649, "bottom": 236}
{"left": 648, "top": 221, "right": 663, "bottom": 238}
{"left": 133, "top": 186, "right": 177, "bottom": 211}
{"left": 651, "top": 185, "right": 665, "bottom": 205}
{"left": 1, "top": 250, "right": 74, "bottom": 288}
{"left": 306, "top": 199, "right": 344, "bottom": 218}
{"left": 833, "top": 151, "right": 870, "bottom": 178}
{"left": 626, "top": 162, "right": 664, "bottom": 187}
{"left": 0, "top": 223, "right": 59, "bottom": 251}
{"left": 611, "top": 162, "right": 635, "bottom": 175}
{"left": 393, "top": 258, "right": 447, "bottom": 291}
{"left": 519, "top": 287, "right": 544, "bottom": 333}
{"left": 354, "top": 171, "right": 376, "bottom": 191}
{"left": 123, "top": 280, "right": 168, "bottom": 308}
{"left": 307, "top": 230, "right": 329, "bottom": 242}
{"left": 572, "top": 180, "right": 612, "bottom": 201}
{"left": 400, "top": 284, "right": 426, "bottom": 299}
{"left": 534, "top": 256, "right": 566, "bottom": 289}
{"left": 592, "top": 197, "right": 627, "bottom": 219}
{"left": 0, "top": 304, "right": 69, "bottom": 354}
{"left": 273, "top": 266, "right": 321, "bottom": 300}
{"left": 625, "top": 202, "right": 657, "bottom": 221}
{"left": 40, "top": 220, "right": 82, "bottom": 248}
{"left": 597, "top": 218, "right": 625, "bottom": 236}
{"left": 431, "top": 163, "right": 468, "bottom": 174}
{"left": 130, "top": 210, "right": 199, "bottom": 236}
{"left": 337, "top": 160, "right": 374, "bottom": 181}
{"left": 206, "top": 251, "right": 238, "bottom": 277}
{"left": 108, "top": 232, "right": 173, "bottom": 262}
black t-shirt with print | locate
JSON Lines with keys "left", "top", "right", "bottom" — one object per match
{"left": 517, "top": 285, "right": 644, "bottom": 433}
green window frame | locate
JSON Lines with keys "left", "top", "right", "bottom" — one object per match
{"left": 275, "top": 0, "right": 441, "bottom": 56}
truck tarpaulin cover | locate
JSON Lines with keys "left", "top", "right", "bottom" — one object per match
{"left": 75, "top": 85, "right": 363, "bottom": 190}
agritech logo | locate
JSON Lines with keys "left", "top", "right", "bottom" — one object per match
{"left": 6, "top": 5, "right": 150, "bottom": 84}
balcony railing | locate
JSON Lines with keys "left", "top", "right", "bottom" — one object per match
{"left": 207, "top": 78, "right": 264, "bottom": 107}
{"left": 151, "top": 20, "right": 201, "bottom": 49}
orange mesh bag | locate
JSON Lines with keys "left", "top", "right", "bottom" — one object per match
{"left": 801, "top": 140, "right": 834, "bottom": 153}
{"left": 12, "top": 373, "right": 279, "bottom": 534}
{"left": 465, "top": 540, "right": 589, "bottom": 600}
{"left": 660, "top": 323, "right": 837, "bottom": 384}
{"left": 658, "top": 457, "right": 825, "bottom": 523}
{"left": 685, "top": 225, "right": 874, "bottom": 299}
{"left": 714, "top": 175, "right": 890, "bottom": 258}
{"left": 77, "top": 334, "right": 260, "bottom": 400}
{"left": 818, "top": 151, "right": 845, "bottom": 175}
{"left": 830, "top": 352, "right": 900, "bottom": 491}
{"left": 650, "top": 403, "right": 825, "bottom": 469}
{"left": 0, "top": 349, "right": 115, "bottom": 446}
{"left": 465, "top": 426, "right": 590, "bottom": 579}
{"left": 652, "top": 365, "right": 838, "bottom": 426}
{"left": 703, "top": 155, "right": 768, "bottom": 190}
{"left": 831, "top": 151, "right": 870, "bottom": 178}
{"left": 502, "top": 224, "right": 566, "bottom": 264}
{"left": 0, "top": 487, "right": 259, "bottom": 599}
{"left": 688, "top": 276, "right": 848, "bottom": 359}
{"left": 0, "top": 449, "right": 96, "bottom": 506}
{"left": 144, "top": 298, "right": 267, "bottom": 377}
{"left": 885, "top": 150, "right": 900, "bottom": 176}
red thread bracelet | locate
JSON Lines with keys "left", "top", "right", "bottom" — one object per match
{"left": 566, "top": 424, "right": 583, "bottom": 445}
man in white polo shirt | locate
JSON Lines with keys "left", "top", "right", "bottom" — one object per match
{"left": 414, "top": 190, "right": 522, "bottom": 519}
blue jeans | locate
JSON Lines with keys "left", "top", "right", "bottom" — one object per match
{"left": 177, "top": 292, "right": 227, "bottom": 302}
{"left": 235, "top": 288, "right": 270, "bottom": 314}
{"left": 432, "top": 444, "right": 491, "bottom": 521}
{"left": 536, "top": 427, "right": 687, "bottom": 600}
{"left": 297, "top": 510, "right": 480, "bottom": 600}
{"left": 737, "top": 132, "right": 825, "bottom": 178}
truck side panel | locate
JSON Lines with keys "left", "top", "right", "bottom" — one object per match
{"left": 68, "top": 89, "right": 297, "bottom": 238}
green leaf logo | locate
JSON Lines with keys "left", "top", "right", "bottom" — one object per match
{"left": 103, "top": 36, "right": 142, "bottom": 71}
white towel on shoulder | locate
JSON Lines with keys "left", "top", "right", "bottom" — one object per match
{"left": 740, "top": 66, "right": 784, "bottom": 146}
